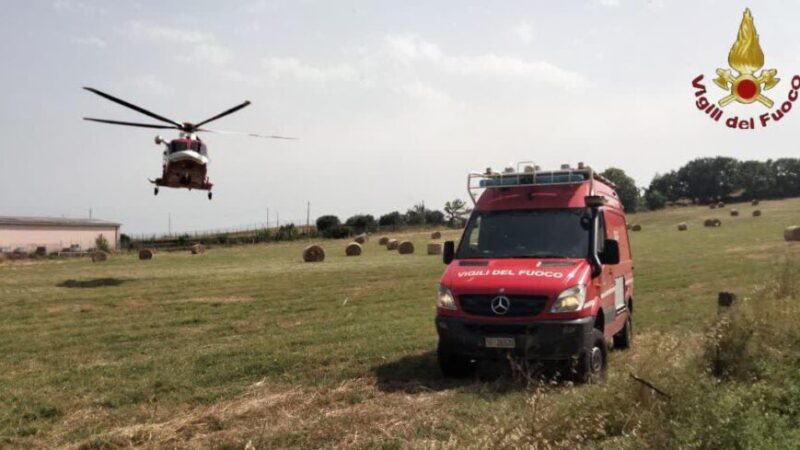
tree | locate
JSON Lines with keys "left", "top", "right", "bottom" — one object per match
{"left": 379, "top": 211, "right": 405, "bottom": 230}
{"left": 644, "top": 189, "right": 667, "bottom": 210}
{"left": 405, "top": 203, "right": 427, "bottom": 225}
{"left": 345, "top": 214, "right": 377, "bottom": 234}
{"left": 315, "top": 215, "right": 341, "bottom": 235}
{"left": 425, "top": 210, "right": 445, "bottom": 224}
{"left": 119, "top": 233, "right": 131, "bottom": 250}
{"left": 676, "top": 157, "right": 739, "bottom": 203}
{"left": 444, "top": 199, "right": 471, "bottom": 227}
{"left": 649, "top": 171, "right": 683, "bottom": 202}
{"left": 601, "top": 167, "right": 640, "bottom": 213}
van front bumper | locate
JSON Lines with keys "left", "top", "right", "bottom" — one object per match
{"left": 435, "top": 316, "right": 594, "bottom": 360}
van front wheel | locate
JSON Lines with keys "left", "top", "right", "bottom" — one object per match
{"left": 437, "top": 343, "right": 475, "bottom": 378}
{"left": 572, "top": 329, "right": 607, "bottom": 384}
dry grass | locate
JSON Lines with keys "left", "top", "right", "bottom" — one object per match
{"left": 3, "top": 200, "right": 800, "bottom": 448}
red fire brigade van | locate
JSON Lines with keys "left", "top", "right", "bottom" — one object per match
{"left": 436, "top": 163, "right": 634, "bottom": 382}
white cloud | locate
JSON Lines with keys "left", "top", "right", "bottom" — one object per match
{"left": 383, "top": 34, "right": 443, "bottom": 63}
{"left": 125, "top": 21, "right": 213, "bottom": 45}
{"left": 262, "top": 58, "right": 358, "bottom": 83}
{"left": 124, "top": 21, "right": 233, "bottom": 67}
{"left": 53, "top": 0, "right": 107, "bottom": 14}
{"left": 397, "top": 81, "right": 451, "bottom": 104}
{"left": 381, "top": 34, "right": 586, "bottom": 90}
{"left": 593, "top": 0, "right": 621, "bottom": 7}
{"left": 71, "top": 36, "right": 107, "bottom": 48}
{"left": 513, "top": 21, "right": 535, "bottom": 45}
{"left": 444, "top": 55, "right": 586, "bottom": 89}
{"left": 188, "top": 44, "right": 232, "bottom": 66}
{"left": 113, "top": 74, "right": 171, "bottom": 96}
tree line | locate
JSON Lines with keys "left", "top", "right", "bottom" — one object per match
{"left": 314, "top": 199, "right": 472, "bottom": 239}
{"left": 600, "top": 157, "right": 800, "bottom": 213}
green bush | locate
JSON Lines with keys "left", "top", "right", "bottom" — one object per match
{"left": 95, "top": 234, "right": 110, "bottom": 253}
{"left": 275, "top": 223, "right": 299, "bottom": 241}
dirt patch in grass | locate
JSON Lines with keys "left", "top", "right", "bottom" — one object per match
{"left": 58, "top": 278, "right": 128, "bottom": 289}
{"left": 179, "top": 296, "right": 254, "bottom": 304}
{"left": 45, "top": 303, "right": 105, "bottom": 314}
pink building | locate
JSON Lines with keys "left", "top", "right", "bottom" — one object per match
{"left": 0, "top": 216, "right": 121, "bottom": 253}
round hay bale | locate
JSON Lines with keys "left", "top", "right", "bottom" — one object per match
{"left": 753, "top": 210, "right": 762, "bottom": 217}
{"left": 354, "top": 234, "right": 367, "bottom": 244}
{"left": 139, "top": 249, "right": 155, "bottom": 260}
{"left": 345, "top": 242, "right": 362, "bottom": 256}
{"left": 703, "top": 218, "right": 721, "bottom": 227}
{"left": 709, "top": 204, "right": 717, "bottom": 209}
{"left": 398, "top": 241, "right": 415, "bottom": 254}
{"left": 730, "top": 209, "right": 739, "bottom": 217}
{"left": 631, "top": 224, "right": 642, "bottom": 231}
{"left": 190, "top": 243, "right": 206, "bottom": 255}
{"left": 427, "top": 242, "right": 443, "bottom": 255}
{"left": 303, "top": 244, "right": 325, "bottom": 262}
{"left": 785, "top": 226, "right": 800, "bottom": 242}
{"left": 0, "top": 253, "right": 5, "bottom": 264}
{"left": 430, "top": 231, "right": 442, "bottom": 239}
{"left": 717, "top": 201, "right": 725, "bottom": 208}
{"left": 677, "top": 223, "right": 688, "bottom": 231}
{"left": 752, "top": 199, "right": 760, "bottom": 206}
{"left": 91, "top": 251, "right": 108, "bottom": 262}
{"left": 386, "top": 239, "right": 399, "bottom": 250}
{"left": 378, "top": 236, "right": 389, "bottom": 246}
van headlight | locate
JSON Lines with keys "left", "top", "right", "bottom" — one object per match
{"left": 437, "top": 284, "right": 457, "bottom": 310}
{"left": 551, "top": 285, "right": 586, "bottom": 313}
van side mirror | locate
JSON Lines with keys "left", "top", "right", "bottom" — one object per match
{"left": 443, "top": 241, "right": 455, "bottom": 265}
{"left": 600, "top": 239, "right": 620, "bottom": 265}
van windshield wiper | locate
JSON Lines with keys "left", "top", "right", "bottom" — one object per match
{"left": 508, "top": 253, "right": 569, "bottom": 259}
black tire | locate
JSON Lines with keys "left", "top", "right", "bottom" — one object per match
{"left": 437, "top": 342, "right": 475, "bottom": 378}
{"left": 613, "top": 314, "right": 633, "bottom": 350}
{"left": 208, "top": 192, "right": 213, "bottom": 200}
{"left": 154, "top": 187, "right": 159, "bottom": 196}
{"left": 572, "top": 329, "right": 607, "bottom": 384}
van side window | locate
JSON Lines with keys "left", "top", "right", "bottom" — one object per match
{"left": 467, "top": 216, "right": 481, "bottom": 248}
{"left": 596, "top": 212, "right": 606, "bottom": 254}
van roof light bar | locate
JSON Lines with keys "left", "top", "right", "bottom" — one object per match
{"left": 466, "top": 161, "right": 599, "bottom": 204}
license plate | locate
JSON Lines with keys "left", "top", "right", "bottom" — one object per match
{"left": 485, "top": 337, "right": 516, "bottom": 349}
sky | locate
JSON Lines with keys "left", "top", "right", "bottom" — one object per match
{"left": 1, "top": 0, "right": 798, "bottom": 235}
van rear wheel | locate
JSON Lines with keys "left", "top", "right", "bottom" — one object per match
{"left": 572, "top": 329, "right": 607, "bottom": 384}
{"left": 437, "top": 342, "right": 475, "bottom": 378}
{"left": 613, "top": 314, "right": 633, "bottom": 350}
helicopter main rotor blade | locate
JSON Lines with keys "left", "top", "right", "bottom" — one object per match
{"left": 197, "top": 128, "right": 298, "bottom": 140}
{"left": 83, "top": 87, "right": 182, "bottom": 128}
{"left": 84, "top": 117, "right": 179, "bottom": 130}
{"left": 193, "top": 101, "right": 252, "bottom": 128}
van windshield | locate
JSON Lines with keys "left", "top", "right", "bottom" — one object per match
{"left": 457, "top": 209, "right": 591, "bottom": 259}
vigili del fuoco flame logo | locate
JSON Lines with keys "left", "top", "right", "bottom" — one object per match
{"left": 692, "top": 8, "right": 799, "bottom": 130}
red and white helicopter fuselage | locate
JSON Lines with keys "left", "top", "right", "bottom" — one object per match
{"left": 152, "top": 133, "right": 213, "bottom": 196}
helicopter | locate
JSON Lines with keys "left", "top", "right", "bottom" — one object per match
{"left": 82, "top": 87, "right": 294, "bottom": 200}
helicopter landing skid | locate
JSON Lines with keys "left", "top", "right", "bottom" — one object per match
{"left": 148, "top": 178, "right": 213, "bottom": 199}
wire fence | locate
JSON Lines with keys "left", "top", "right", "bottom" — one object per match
{"left": 128, "top": 220, "right": 312, "bottom": 242}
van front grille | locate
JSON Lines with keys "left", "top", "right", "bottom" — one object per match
{"left": 458, "top": 294, "right": 549, "bottom": 317}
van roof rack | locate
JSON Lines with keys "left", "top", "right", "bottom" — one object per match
{"left": 466, "top": 162, "right": 615, "bottom": 204}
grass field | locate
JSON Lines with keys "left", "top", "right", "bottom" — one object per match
{"left": 2, "top": 199, "right": 800, "bottom": 449}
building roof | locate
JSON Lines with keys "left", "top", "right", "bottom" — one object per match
{"left": 0, "top": 216, "right": 121, "bottom": 227}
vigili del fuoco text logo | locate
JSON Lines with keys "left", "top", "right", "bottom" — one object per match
{"left": 692, "top": 8, "right": 799, "bottom": 130}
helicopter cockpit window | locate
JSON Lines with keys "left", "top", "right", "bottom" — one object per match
{"left": 170, "top": 141, "right": 189, "bottom": 153}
